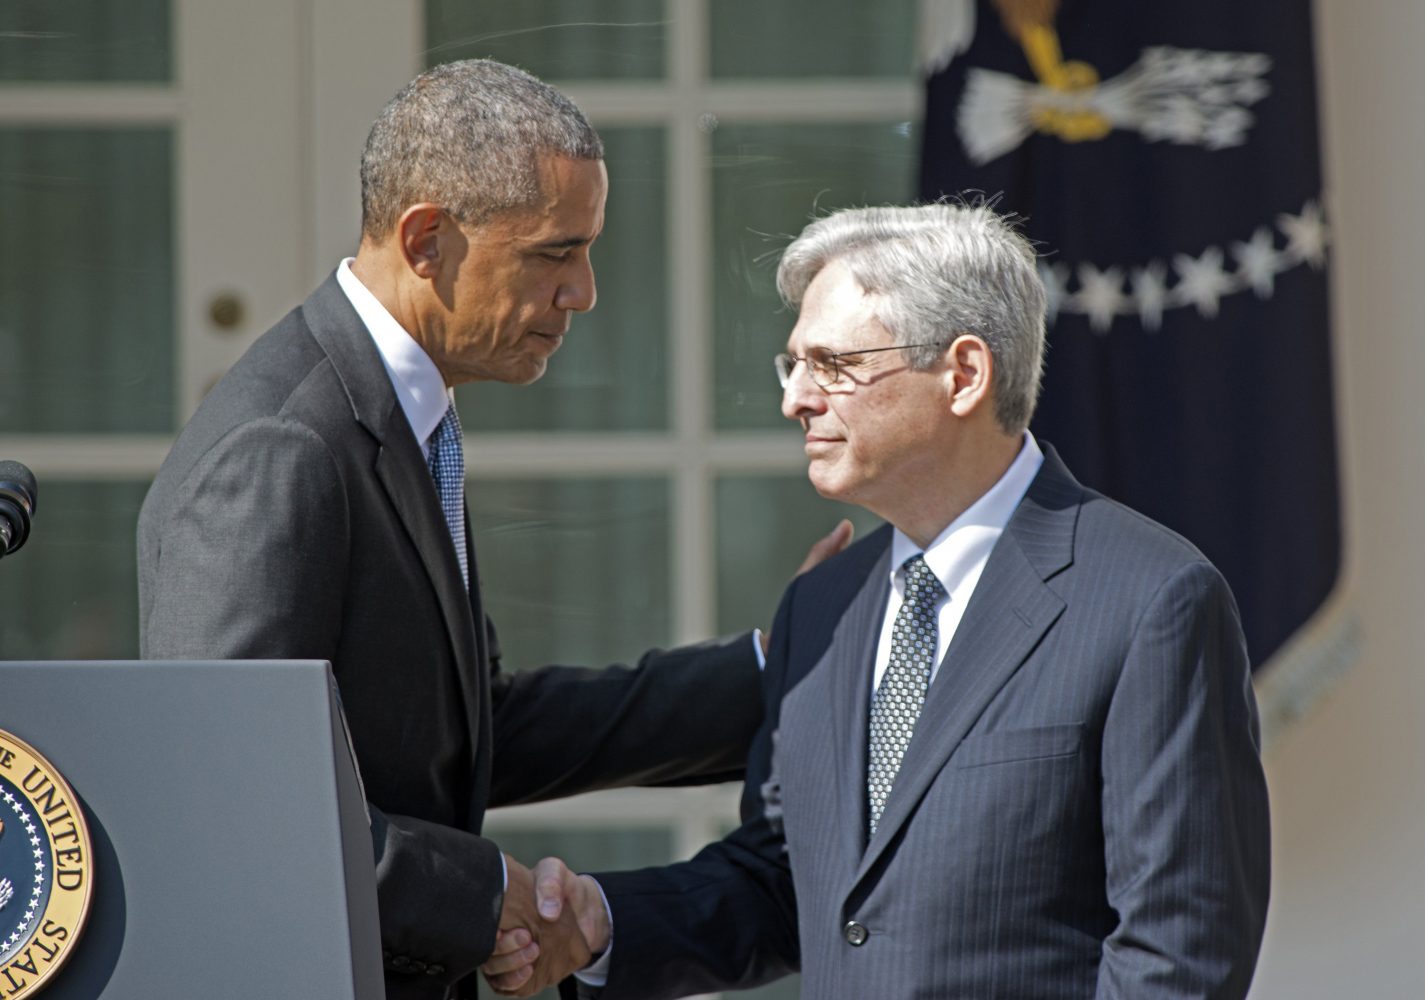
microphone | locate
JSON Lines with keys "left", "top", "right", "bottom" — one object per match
{"left": 0, "top": 461, "right": 37, "bottom": 560}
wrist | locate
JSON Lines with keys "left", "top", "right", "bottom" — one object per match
{"left": 578, "top": 874, "right": 613, "bottom": 955}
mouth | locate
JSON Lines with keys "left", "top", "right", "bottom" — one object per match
{"left": 528, "top": 330, "right": 566, "bottom": 351}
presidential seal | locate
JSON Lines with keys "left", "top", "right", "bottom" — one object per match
{"left": 0, "top": 730, "right": 92, "bottom": 998}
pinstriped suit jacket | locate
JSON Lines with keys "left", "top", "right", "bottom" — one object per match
{"left": 592, "top": 447, "right": 1270, "bottom": 999}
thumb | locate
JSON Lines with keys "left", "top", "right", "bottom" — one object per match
{"left": 533, "top": 856, "right": 573, "bottom": 921}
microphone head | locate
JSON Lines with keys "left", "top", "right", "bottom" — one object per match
{"left": 0, "top": 461, "right": 37, "bottom": 512}
{"left": 0, "top": 460, "right": 37, "bottom": 556}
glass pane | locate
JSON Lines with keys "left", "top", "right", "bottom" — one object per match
{"left": 468, "top": 477, "right": 670, "bottom": 669}
{"left": 711, "top": 122, "right": 916, "bottom": 430}
{"left": 716, "top": 474, "right": 883, "bottom": 635}
{"left": 454, "top": 128, "right": 668, "bottom": 432}
{"left": 711, "top": 0, "right": 915, "bottom": 78}
{"left": 0, "top": 479, "right": 146, "bottom": 659}
{"left": 425, "top": 0, "right": 665, "bottom": 79}
{"left": 0, "top": 0, "right": 171, "bottom": 82}
{"left": 0, "top": 128, "right": 174, "bottom": 434}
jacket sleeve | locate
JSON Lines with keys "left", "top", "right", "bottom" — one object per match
{"left": 1096, "top": 561, "right": 1271, "bottom": 999}
{"left": 487, "top": 628, "right": 764, "bottom": 806}
{"left": 579, "top": 579, "right": 805, "bottom": 999}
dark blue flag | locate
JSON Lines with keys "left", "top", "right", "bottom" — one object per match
{"left": 919, "top": 0, "right": 1342, "bottom": 674}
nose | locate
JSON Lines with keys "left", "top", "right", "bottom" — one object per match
{"left": 780, "top": 360, "right": 827, "bottom": 423}
{"left": 555, "top": 254, "right": 597, "bottom": 313}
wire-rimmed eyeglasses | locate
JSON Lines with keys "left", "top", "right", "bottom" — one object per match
{"left": 774, "top": 343, "right": 940, "bottom": 388}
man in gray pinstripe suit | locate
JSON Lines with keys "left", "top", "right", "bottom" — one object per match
{"left": 485, "top": 203, "right": 1270, "bottom": 999}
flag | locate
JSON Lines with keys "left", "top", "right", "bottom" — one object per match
{"left": 918, "top": 0, "right": 1342, "bottom": 676}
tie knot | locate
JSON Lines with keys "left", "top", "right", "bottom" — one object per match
{"left": 900, "top": 554, "right": 944, "bottom": 607}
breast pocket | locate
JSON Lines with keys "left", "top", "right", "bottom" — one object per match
{"left": 954, "top": 723, "right": 1084, "bottom": 769}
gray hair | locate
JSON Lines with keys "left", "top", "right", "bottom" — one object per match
{"left": 360, "top": 59, "right": 604, "bottom": 239}
{"left": 776, "top": 203, "right": 1046, "bottom": 434}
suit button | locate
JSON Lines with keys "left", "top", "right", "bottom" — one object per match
{"left": 843, "top": 920, "right": 869, "bottom": 946}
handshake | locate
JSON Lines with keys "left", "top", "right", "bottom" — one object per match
{"left": 483, "top": 854, "right": 609, "bottom": 996}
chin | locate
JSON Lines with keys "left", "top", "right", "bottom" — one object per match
{"left": 491, "top": 355, "right": 550, "bottom": 386}
{"left": 806, "top": 465, "right": 853, "bottom": 503}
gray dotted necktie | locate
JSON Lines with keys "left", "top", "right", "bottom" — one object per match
{"left": 867, "top": 554, "right": 945, "bottom": 835}
{"left": 427, "top": 403, "right": 469, "bottom": 590}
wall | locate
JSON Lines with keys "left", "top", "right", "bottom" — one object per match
{"left": 1250, "top": 5, "right": 1425, "bottom": 997}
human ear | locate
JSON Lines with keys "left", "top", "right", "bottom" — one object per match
{"left": 396, "top": 204, "right": 446, "bottom": 279}
{"left": 946, "top": 334, "right": 994, "bottom": 417}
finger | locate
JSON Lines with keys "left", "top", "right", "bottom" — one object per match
{"left": 481, "top": 939, "right": 539, "bottom": 976}
{"left": 533, "top": 856, "right": 572, "bottom": 920}
{"left": 796, "top": 518, "right": 854, "bottom": 575}
{"left": 489, "top": 927, "right": 532, "bottom": 956}
{"left": 484, "top": 963, "right": 533, "bottom": 994}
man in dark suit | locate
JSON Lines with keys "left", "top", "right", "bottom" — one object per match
{"left": 491, "top": 203, "right": 1270, "bottom": 998}
{"left": 137, "top": 59, "right": 819, "bottom": 1000}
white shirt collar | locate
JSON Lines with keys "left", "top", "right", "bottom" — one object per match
{"left": 889, "top": 432, "right": 1045, "bottom": 601}
{"left": 335, "top": 258, "right": 451, "bottom": 451}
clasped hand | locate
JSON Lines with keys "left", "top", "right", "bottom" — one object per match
{"left": 483, "top": 854, "right": 610, "bottom": 997}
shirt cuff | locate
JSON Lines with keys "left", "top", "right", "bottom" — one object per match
{"left": 573, "top": 877, "right": 614, "bottom": 987}
{"left": 500, "top": 851, "right": 507, "bottom": 890}
{"left": 752, "top": 629, "right": 767, "bottom": 671}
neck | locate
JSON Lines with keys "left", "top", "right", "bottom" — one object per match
{"left": 882, "top": 429, "right": 1023, "bottom": 549}
{"left": 350, "top": 244, "right": 444, "bottom": 381}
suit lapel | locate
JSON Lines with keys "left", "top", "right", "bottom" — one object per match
{"left": 851, "top": 447, "right": 1080, "bottom": 886}
{"left": 824, "top": 544, "right": 892, "bottom": 872}
{"left": 301, "top": 275, "right": 485, "bottom": 765}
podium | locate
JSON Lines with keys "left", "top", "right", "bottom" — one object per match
{"left": 0, "top": 660, "right": 385, "bottom": 999}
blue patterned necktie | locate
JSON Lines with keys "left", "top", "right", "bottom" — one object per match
{"left": 867, "top": 554, "right": 945, "bottom": 835}
{"left": 426, "top": 403, "right": 469, "bottom": 590}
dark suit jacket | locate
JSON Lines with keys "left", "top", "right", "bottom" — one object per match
{"left": 593, "top": 447, "right": 1270, "bottom": 999}
{"left": 137, "top": 274, "right": 761, "bottom": 1000}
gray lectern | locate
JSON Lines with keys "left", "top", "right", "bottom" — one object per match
{"left": 0, "top": 660, "right": 385, "bottom": 999}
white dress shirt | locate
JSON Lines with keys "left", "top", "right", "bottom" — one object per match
{"left": 873, "top": 432, "right": 1044, "bottom": 691}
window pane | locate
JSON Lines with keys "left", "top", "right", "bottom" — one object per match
{"left": 711, "top": 0, "right": 915, "bottom": 78}
{"left": 0, "top": 0, "right": 170, "bottom": 82}
{"left": 454, "top": 127, "right": 668, "bottom": 432}
{"left": 468, "top": 477, "right": 670, "bottom": 668}
{"left": 716, "top": 474, "right": 882, "bottom": 634}
{"left": 425, "top": 0, "right": 665, "bottom": 80}
{"left": 0, "top": 479, "right": 145, "bottom": 659}
{"left": 0, "top": 129, "right": 174, "bottom": 434}
{"left": 711, "top": 122, "right": 916, "bottom": 430}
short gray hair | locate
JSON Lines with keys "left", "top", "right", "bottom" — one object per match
{"left": 360, "top": 59, "right": 604, "bottom": 239}
{"left": 776, "top": 203, "right": 1046, "bottom": 434}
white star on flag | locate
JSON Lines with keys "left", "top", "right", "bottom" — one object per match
{"left": 1038, "top": 261, "right": 1071, "bottom": 324}
{"left": 1233, "top": 227, "right": 1285, "bottom": 298}
{"left": 1074, "top": 263, "right": 1128, "bottom": 333}
{"left": 1278, "top": 200, "right": 1329, "bottom": 268}
{"left": 1173, "top": 246, "right": 1235, "bottom": 318}
{"left": 1132, "top": 261, "right": 1170, "bottom": 331}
